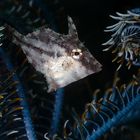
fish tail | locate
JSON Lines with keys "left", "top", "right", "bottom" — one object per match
{"left": 4, "top": 24, "right": 24, "bottom": 46}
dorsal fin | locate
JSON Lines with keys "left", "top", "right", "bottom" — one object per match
{"left": 68, "top": 16, "right": 78, "bottom": 36}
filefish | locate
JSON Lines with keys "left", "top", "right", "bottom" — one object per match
{"left": 6, "top": 16, "right": 102, "bottom": 92}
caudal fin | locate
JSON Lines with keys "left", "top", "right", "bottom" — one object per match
{"left": 5, "top": 24, "right": 24, "bottom": 46}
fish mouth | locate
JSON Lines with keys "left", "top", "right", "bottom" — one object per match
{"left": 91, "top": 61, "right": 102, "bottom": 74}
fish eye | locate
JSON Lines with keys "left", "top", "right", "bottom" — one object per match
{"left": 71, "top": 49, "right": 82, "bottom": 60}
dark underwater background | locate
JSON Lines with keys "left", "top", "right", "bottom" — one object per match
{"left": 0, "top": 0, "right": 140, "bottom": 140}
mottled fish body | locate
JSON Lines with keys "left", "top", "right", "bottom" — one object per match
{"left": 7, "top": 17, "right": 102, "bottom": 92}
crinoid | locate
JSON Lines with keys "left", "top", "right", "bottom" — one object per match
{"left": 63, "top": 74, "right": 140, "bottom": 140}
{"left": 103, "top": 8, "right": 140, "bottom": 70}
{"left": 0, "top": 25, "right": 37, "bottom": 140}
